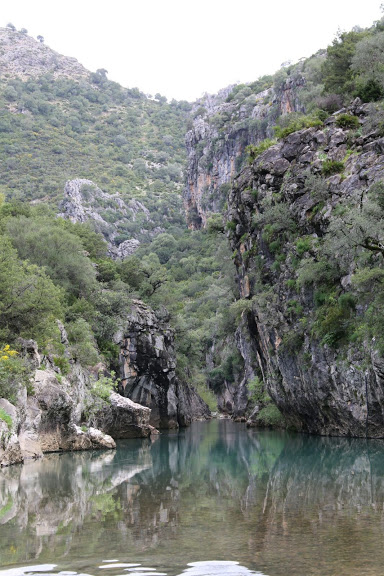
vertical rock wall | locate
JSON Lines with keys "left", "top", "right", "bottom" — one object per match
{"left": 118, "top": 300, "right": 211, "bottom": 428}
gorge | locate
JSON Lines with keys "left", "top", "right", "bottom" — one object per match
{"left": 2, "top": 16, "right": 384, "bottom": 471}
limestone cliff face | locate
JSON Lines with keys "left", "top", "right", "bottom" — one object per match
{"left": 0, "top": 339, "right": 152, "bottom": 467}
{"left": 58, "top": 179, "right": 151, "bottom": 258}
{"left": 226, "top": 99, "right": 384, "bottom": 437}
{"left": 184, "top": 78, "right": 305, "bottom": 229}
{"left": 118, "top": 300, "right": 211, "bottom": 428}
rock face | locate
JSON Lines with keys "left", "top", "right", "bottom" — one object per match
{"left": 58, "top": 179, "right": 149, "bottom": 258}
{"left": 226, "top": 99, "right": 384, "bottom": 437}
{"left": 118, "top": 300, "right": 211, "bottom": 428}
{"left": 184, "top": 78, "right": 305, "bottom": 229}
{"left": 0, "top": 341, "right": 153, "bottom": 467}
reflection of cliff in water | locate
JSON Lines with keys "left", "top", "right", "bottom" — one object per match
{"left": 253, "top": 434, "right": 384, "bottom": 576}
{"left": 1, "top": 421, "right": 384, "bottom": 575}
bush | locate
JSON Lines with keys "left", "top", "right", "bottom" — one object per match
{"left": 316, "top": 93, "right": 344, "bottom": 113}
{"left": 226, "top": 221, "right": 236, "bottom": 232}
{"left": 296, "top": 237, "right": 313, "bottom": 256}
{"left": 322, "top": 160, "right": 344, "bottom": 176}
{"left": 246, "top": 138, "right": 277, "bottom": 162}
{"left": 335, "top": 114, "right": 360, "bottom": 129}
{"left": 91, "top": 371, "right": 116, "bottom": 402}
{"left": 53, "top": 355, "right": 70, "bottom": 375}
{"left": 0, "top": 345, "right": 28, "bottom": 402}
{"left": 274, "top": 114, "right": 323, "bottom": 139}
{"left": 0, "top": 407, "right": 12, "bottom": 430}
{"left": 196, "top": 383, "right": 217, "bottom": 411}
{"left": 257, "top": 404, "right": 284, "bottom": 427}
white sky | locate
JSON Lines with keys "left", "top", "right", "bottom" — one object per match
{"left": 1, "top": 1, "right": 383, "bottom": 101}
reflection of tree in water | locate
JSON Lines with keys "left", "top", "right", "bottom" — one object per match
{"left": 1, "top": 422, "right": 384, "bottom": 576}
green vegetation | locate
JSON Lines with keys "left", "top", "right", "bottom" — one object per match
{"left": 3, "top": 14, "right": 384, "bottom": 427}
{"left": 322, "top": 160, "right": 344, "bottom": 176}
{"left": 335, "top": 114, "right": 360, "bottom": 129}
{"left": 246, "top": 138, "right": 277, "bottom": 162}
{"left": 0, "top": 407, "right": 12, "bottom": 430}
{"left": 91, "top": 372, "right": 116, "bottom": 402}
{"left": 274, "top": 113, "right": 323, "bottom": 139}
{"left": 0, "top": 60, "right": 190, "bottom": 244}
{"left": 247, "top": 376, "right": 284, "bottom": 427}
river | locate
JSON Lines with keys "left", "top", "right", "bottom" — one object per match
{"left": 1, "top": 420, "right": 384, "bottom": 576}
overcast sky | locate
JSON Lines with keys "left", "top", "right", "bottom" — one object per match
{"left": 1, "top": 1, "right": 383, "bottom": 101}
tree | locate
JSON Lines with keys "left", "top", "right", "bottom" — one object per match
{"left": 352, "top": 31, "right": 384, "bottom": 99}
{"left": 6, "top": 23, "right": 16, "bottom": 30}
{"left": 6, "top": 216, "right": 97, "bottom": 298}
{"left": 37, "top": 35, "right": 44, "bottom": 43}
{"left": 0, "top": 235, "right": 63, "bottom": 344}
{"left": 322, "top": 29, "right": 367, "bottom": 95}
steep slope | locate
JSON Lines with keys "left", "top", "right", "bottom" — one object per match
{"left": 0, "top": 27, "right": 189, "bottom": 246}
{"left": 227, "top": 99, "right": 384, "bottom": 436}
{"left": 184, "top": 76, "right": 306, "bottom": 228}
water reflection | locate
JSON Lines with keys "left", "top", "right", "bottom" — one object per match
{"left": 1, "top": 421, "right": 384, "bottom": 576}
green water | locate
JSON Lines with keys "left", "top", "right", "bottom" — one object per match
{"left": 1, "top": 420, "right": 384, "bottom": 576}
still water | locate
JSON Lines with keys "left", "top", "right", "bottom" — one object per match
{"left": 1, "top": 420, "right": 384, "bottom": 576}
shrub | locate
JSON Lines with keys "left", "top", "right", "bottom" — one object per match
{"left": 196, "top": 383, "right": 217, "bottom": 411}
{"left": 91, "top": 371, "right": 116, "bottom": 402}
{"left": 257, "top": 404, "right": 284, "bottom": 427}
{"left": 274, "top": 114, "right": 323, "bottom": 139}
{"left": 296, "top": 237, "right": 313, "bottom": 256}
{"left": 0, "top": 407, "right": 12, "bottom": 430}
{"left": 53, "top": 355, "right": 70, "bottom": 375}
{"left": 322, "top": 160, "right": 344, "bottom": 176}
{"left": 335, "top": 114, "right": 360, "bottom": 129}
{"left": 0, "top": 345, "right": 28, "bottom": 403}
{"left": 225, "top": 220, "right": 237, "bottom": 232}
{"left": 316, "top": 94, "right": 344, "bottom": 113}
{"left": 246, "top": 138, "right": 277, "bottom": 162}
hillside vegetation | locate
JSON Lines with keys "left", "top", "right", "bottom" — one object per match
{"left": 3, "top": 14, "right": 384, "bottom": 427}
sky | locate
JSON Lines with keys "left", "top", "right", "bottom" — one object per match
{"left": 1, "top": 1, "right": 383, "bottom": 102}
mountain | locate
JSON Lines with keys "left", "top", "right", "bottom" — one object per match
{"left": 2, "top": 17, "right": 384, "bottom": 447}
{"left": 0, "top": 26, "right": 190, "bottom": 245}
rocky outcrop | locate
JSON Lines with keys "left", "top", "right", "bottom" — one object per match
{"left": 227, "top": 99, "right": 384, "bottom": 436}
{"left": 92, "top": 392, "right": 152, "bottom": 439}
{"left": 0, "top": 27, "right": 88, "bottom": 80}
{"left": 58, "top": 179, "right": 149, "bottom": 258}
{"left": 118, "top": 300, "right": 211, "bottom": 428}
{"left": 184, "top": 78, "right": 305, "bottom": 229}
{"left": 0, "top": 340, "right": 153, "bottom": 467}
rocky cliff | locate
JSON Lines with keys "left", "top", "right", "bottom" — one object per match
{"left": 226, "top": 99, "right": 384, "bottom": 437}
{"left": 58, "top": 179, "right": 150, "bottom": 258}
{"left": 0, "top": 339, "right": 153, "bottom": 467}
{"left": 184, "top": 77, "right": 305, "bottom": 228}
{"left": 118, "top": 300, "right": 211, "bottom": 428}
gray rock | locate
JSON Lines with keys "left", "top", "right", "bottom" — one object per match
{"left": 118, "top": 300, "right": 211, "bottom": 428}
{"left": 183, "top": 77, "right": 305, "bottom": 229}
{"left": 226, "top": 101, "right": 384, "bottom": 437}
{"left": 58, "top": 179, "right": 150, "bottom": 259}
